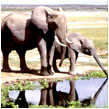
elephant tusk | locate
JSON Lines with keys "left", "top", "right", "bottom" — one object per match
{"left": 54, "top": 36, "right": 67, "bottom": 47}
{"left": 66, "top": 37, "right": 73, "bottom": 44}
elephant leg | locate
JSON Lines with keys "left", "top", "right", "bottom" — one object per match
{"left": 47, "top": 41, "right": 55, "bottom": 75}
{"left": 37, "top": 38, "right": 49, "bottom": 76}
{"left": 68, "top": 48, "right": 78, "bottom": 75}
{"left": 1, "top": 51, "right": 12, "bottom": 72}
{"left": 15, "top": 91, "right": 28, "bottom": 108}
{"left": 39, "top": 89, "right": 48, "bottom": 105}
{"left": 16, "top": 50, "right": 30, "bottom": 73}
{"left": 53, "top": 58, "right": 60, "bottom": 72}
{"left": 47, "top": 82, "right": 54, "bottom": 106}
{"left": 68, "top": 80, "right": 77, "bottom": 102}
{"left": 75, "top": 51, "right": 78, "bottom": 62}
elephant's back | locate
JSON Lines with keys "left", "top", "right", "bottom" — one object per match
{"left": 1, "top": 13, "right": 34, "bottom": 45}
{"left": 9, "top": 13, "right": 31, "bottom": 20}
{"left": 2, "top": 13, "right": 30, "bottom": 24}
{"left": 1, "top": 13, "right": 31, "bottom": 32}
{"left": 3, "top": 12, "right": 30, "bottom": 21}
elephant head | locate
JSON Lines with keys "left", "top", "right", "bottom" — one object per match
{"left": 31, "top": 6, "right": 67, "bottom": 67}
{"left": 66, "top": 32, "right": 108, "bottom": 76}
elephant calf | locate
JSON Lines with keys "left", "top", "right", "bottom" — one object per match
{"left": 53, "top": 32, "right": 107, "bottom": 76}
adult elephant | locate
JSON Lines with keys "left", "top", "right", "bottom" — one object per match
{"left": 53, "top": 32, "right": 108, "bottom": 76}
{"left": 1, "top": 6, "right": 68, "bottom": 76}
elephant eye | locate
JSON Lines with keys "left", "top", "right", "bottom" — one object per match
{"left": 85, "top": 48, "right": 89, "bottom": 52}
{"left": 84, "top": 48, "right": 91, "bottom": 55}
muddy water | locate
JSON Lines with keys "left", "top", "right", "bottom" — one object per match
{"left": 9, "top": 78, "right": 108, "bottom": 108}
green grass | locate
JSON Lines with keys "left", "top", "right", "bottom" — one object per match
{"left": 82, "top": 71, "right": 107, "bottom": 79}
{"left": 29, "top": 105, "right": 63, "bottom": 108}
{"left": 73, "top": 70, "right": 107, "bottom": 80}
{"left": 1, "top": 81, "right": 37, "bottom": 108}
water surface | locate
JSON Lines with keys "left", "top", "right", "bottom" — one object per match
{"left": 9, "top": 78, "right": 108, "bottom": 107}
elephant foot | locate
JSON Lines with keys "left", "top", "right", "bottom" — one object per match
{"left": 21, "top": 67, "right": 36, "bottom": 73}
{"left": 47, "top": 65, "right": 54, "bottom": 75}
{"left": 40, "top": 66, "right": 49, "bottom": 76}
{"left": 1, "top": 68, "right": 12, "bottom": 72}
{"left": 48, "top": 70, "right": 54, "bottom": 75}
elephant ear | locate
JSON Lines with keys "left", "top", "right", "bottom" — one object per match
{"left": 70, "top": 42, "right": 82, "bottom": 53}
{"left": 66, "top": 33, "right": 83, "bottom": 53}
{"left": 31, "top": 6, "right": 58, "bottom": 34}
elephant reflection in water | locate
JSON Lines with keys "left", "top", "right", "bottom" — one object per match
{"left": 39, "top": 78, "right": 108, "bottom": 107}
{"left": 39, "top": 80, "right": 78, "bottom": 107}
{"left": 14, "top": 80, "right": 77, "bottom": 108}
{"left": 81, "top": 78, "right": 108, "bottom": 107}
{"left": 14, "top": 78, "right": 107, "bottom": 108}
{"left": 15, "top": 91, "right": 29, "bottom": 108}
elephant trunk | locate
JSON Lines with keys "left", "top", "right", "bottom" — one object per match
{"left": 92, "top": 49, "right": 108, "bottom": 77}
{"left": 91, "top": 78, "right": 108, "bottom": 104}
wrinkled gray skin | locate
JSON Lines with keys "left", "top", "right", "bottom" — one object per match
{"left": 1, "top": 6, "right": 67, "bottom": 76}
{"left": 53, "top": 32, "right": 107, "bottom": 76}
